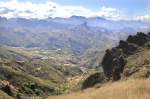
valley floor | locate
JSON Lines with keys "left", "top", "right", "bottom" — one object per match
{"left": 48, "top": 78, "right": 150, "bottom": 99}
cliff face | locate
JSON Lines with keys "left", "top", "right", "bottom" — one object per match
{"left": 102, "top": 32, "right": 150, "bottom": 81}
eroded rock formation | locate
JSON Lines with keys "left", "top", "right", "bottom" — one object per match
{"left": 102, "top": 48, "right": 126, "bottom": 81}
{"left": 102, "top": 32, "right": 150, "bottom": 81}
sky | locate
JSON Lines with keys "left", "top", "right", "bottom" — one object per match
{"left": 0, "top": 0, "right": 150, "bottom": 21}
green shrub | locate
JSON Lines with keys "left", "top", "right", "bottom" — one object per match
{"left": 54, "top": 83, "right": 69, "bottom": 95}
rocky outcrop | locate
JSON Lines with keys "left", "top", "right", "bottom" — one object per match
{"left": 82, "top": 32, "right": 150, "bottom": 89}
{"left": 117, "top": 40, "right": 138, "bottom": 55}
{"left": 82, "top": 72, "right": 105, "bottom": 89}
{"left": 102, "top": 48, "right": 126, "bottom": 81}
{"left": 102, "top": 32, "right": 150, "bottom": 81}
{"left": 127, "top": 32, "right": 150, "bottom": 46}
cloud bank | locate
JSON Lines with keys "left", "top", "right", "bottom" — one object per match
{"left": 135, "top": 14, "right": 150, "bottom": 22}
{"left": 0, "top": 0, "right": 120, "bottom": 19}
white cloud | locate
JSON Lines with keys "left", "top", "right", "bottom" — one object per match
{"left": 0, "top": 0, "right": 120, "bottom": 19}
{"left": 135, "top": 14, "right": 150, "bottom": 21}
{"left": 96, "top": 7, "right": 120, "bottom": 18}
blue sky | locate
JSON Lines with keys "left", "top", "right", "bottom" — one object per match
{"left": 0, "top": 0, "right": 150, "bottom": 20}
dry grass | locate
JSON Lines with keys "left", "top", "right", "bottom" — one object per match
{"left": 48, "top": 78, "right": 150, "bottom": 99}
{"left": 0, "top": 90, "right": 14, "bottom": 99}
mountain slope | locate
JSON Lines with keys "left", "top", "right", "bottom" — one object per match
{"left": 48, "top": 32, "right": 150, "bottom": 99}
{"left": 0, "top": 46, "right": 67, "bottom": 98}
{"left": 123, "top": 47, "right": 150, "bottom": 78}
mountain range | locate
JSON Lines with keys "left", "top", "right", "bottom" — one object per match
{"left": 0, "top": 15, "right": 150, "bottom": 98}
{"left": 0, "top": 16, "right": 150, "bottom": 68}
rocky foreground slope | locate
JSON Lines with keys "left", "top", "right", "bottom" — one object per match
{"left": 82, "top": 32, "right": 150, "bottom": 89}
{"left": 48, "top": 32, "right": 150, "bottom": 99}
